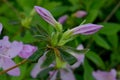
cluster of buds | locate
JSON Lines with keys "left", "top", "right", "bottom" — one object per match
{"left": 29, "top": 6, "right": 107, "bottom": 80}
{"left": 0, "top": 5, "right": 117, "bottom": 80}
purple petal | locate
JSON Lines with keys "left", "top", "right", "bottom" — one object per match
{"left": 0, "top": 36, "right": 11, "bottom": 47}
{"left": 92, "top": 69, "right": 117, "bottom": 80}
{"left": 73, "top": 10, "right": 87, "bottom": 18}
{"left": 58, "top": 15, "right": 68, "bottom": 24}
{"left": 49, "top": 70, "right": 58, "bottom": 80}
{"left": 77, "top": 44, "right": 84, "bottom": 50}
{"left": 0, "top": 36, "right": 23, "bottom": 58}
{"left": 69, "top": 44, "right": 85, "bottom": 69}
{"left": 2, "top": 57, "right": 20, "bottom": 76}
{"left": 6, "top": 41, "right": 23, "bottom": 58}
{"left": 31, "top": 54, "right": 46, "bottom": 78}
{"left": 60, "top": 68, "right": 76, "bottom": 80}
{"left": 18, "top": 45, "right": 37, "bottom": 59}
{"left": 34, "top": 6, "right": 57, "bottom": 26}
{"left": 0, "top": 23, "right": 3, "bottom": 34}
{"left": 71, "top": 23, "right": 103, "bottom": 35}
{"left": 71, "top": 54, "right": 84, "bottom": 69}
{"left": 0, "top": 57, "right": 4, "bottom": 68}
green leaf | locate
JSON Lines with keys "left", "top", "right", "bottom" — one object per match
{"left": 99, "top": 23, "right": 120, "bottom": 35}
{"left": 37, "top": 67, "right": 52, "bottom": 79}
{"left": 61, "top": 46, "right": 89, "bottom": 54}
{"left": 12, "top": 30, "right": 35, "bottom": 43}
{"left": 51, "top": 6, "right": 69, "bottom": 17}
{"left": 86, "top": 51, "right": 105, "bottom": 69}
{"left": 28, "top": 48, "right": 44, "bottom": 62}
{"left": 83, "top": 59, "right": 94, "bottom": 80}
{"left": 107, "top": 33, "right": 118, "bottom": 49}
{"left": 85, "top": 0, "right": 106, "bottom": 23}
{"left": 16, "top": 0, "right": 36, "bottom": 11}
{"left": 0, "top": 17, "right": 19, "bottom": 34}
{"left": 41, "top": 50, "right": 55, "bottom": 67}
{"left": 93, "top": 34, "right": 111, "bottom": 49}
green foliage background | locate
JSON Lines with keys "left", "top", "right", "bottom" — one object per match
{"left": 0, "top": 0, "right": 120, "bottom": 80}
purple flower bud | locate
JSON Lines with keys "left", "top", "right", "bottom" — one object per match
{"left": 0, "top": 23, "right": 3, "bottom": 34}
{"left": 93, "top": 69, "right": 117, "bottom": 80}
{"left": 73, "top": 10, "right": 87, "bottom": 18}
{"left": 58, "top": 15, "right": 68, "bottom": 24}
{"left": 71, "top": 23, "right": 103, "bottom": 35}
{"left": 34, "top": 6, "right": 57, "bottom": 26}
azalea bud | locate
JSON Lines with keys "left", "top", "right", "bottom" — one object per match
{"left": 0, "top": 23, "right": 3, "bottom": 34}
{"left": 71, "top": 23, "right": 103, "bottom": 35}
{"left": 58, "top": 15, "right": 68, "bottom": 24}
{"left": 34, "top": 6, "right": 57, "bottom": 26}
{"left": 73, "top": 10, "right": 87, "bottom": 18}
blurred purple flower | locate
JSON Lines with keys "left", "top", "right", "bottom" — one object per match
{"left": 71, "top": 23, "right": 103, "bottom": 35}
{"left": 34, "top": 6, "right": 57, "bottom": 26}
{"left": 71, "top": 44, "right": 85, "bottom": 69}
{"left": 73, "top": 10, "right": 87, "bottom": 18}
{"left": 58, "top": 15, "right": 68, "bottom": 24}
{"left": 0, "top": 36, "right": 23, "bottom": 76}
{"left": 0, "top": 23, "right": 2, "bottom": 34}
{"left": 31, "top": 51, "right": 48, "bottom": 78}
{"left": 18, "top": 45, "right": 37, "bottom": 59}
{"left": 49, "top": 65, "right": 76, "bottom": 80}
{"left": 93, "top": 69, "right": 117, "bottom": 80}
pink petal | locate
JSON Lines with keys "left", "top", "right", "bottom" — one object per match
{"left": 2, "top": 57, "right": 20, "bottom": 76}
{"left": 19, "top": 45, "right": 37, "bottom": 59}
{"left": 60, "top": 68, "right": 76, "bottom": 80}
{"left": 0, "top": 23, "right": 2, "bottom": 34}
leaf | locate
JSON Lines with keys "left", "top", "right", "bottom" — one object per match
{"left": 0, "top": 17, "right": 19, "bottom": 34}
{"left": 99, "top": 23, "right": 120, "bottom": 35}
{"left": 60, "top": 49, "right": 76, "bottom": 65}
{"left": 93, "top": 34, "right": 111, "bottom": 49}
{"left": 86, "top": 51, "right": 105, "bottom": 69}
{"left": 12, "top": 30, "right": 35, "bottom": 43}
{"left": 37, "top": 67, "right": 52, "bottom": 78}
{"left": 61, "top": 46, "right": 89, "bottom": 54}
{"left": 28, "top": 48, "right": 44, "bottom": 62}
{"left": 16, "top": 0, "right": 36, "bottom": 11}
{"left": 51, "top": 6, "right": 69, "bottom": 17}
{"left": 83, "top": 59, "right": 94, "bottom": 80}
{"left": 107, "top": 33, "right": 118, "bottom": 49}
{"left": 41, "top": 50, "right": 55, "bottom": 67}
{"left": 85, "top": 0, "right": 106, "bottom": 23}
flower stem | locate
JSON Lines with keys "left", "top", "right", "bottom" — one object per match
{"left": 103, "top": 1, "right": 120, "bottom": 22}
{"left": 0, "top": 59, "right": 27, "bottom": 75}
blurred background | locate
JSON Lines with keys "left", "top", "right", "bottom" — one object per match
{"left": 0, "top": 0, "right": 120, "bottom": 80}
